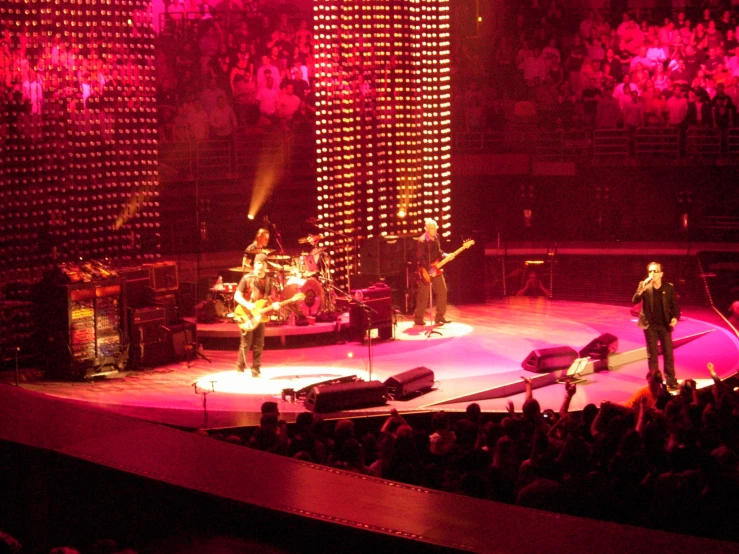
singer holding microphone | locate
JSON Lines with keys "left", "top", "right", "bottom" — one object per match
{"left": 631, "top": 262, "right": 681, "bottom": 390}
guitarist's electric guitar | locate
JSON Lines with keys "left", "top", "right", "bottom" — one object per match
{"left": 233, "top": 293, "right": 305, "bottom": 331}
{"left": 418, "top": 239, "right": 475, "bottom": 284}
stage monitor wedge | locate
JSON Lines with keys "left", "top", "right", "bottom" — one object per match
{"left": 579, "top": 333, "right": 619, "bottom": 360}
{"left": 304, "top": 381, "right": 387, "bottom": 413}
{"left": 521, "top": 346, "right": 579, "bottom": 373}
{"left": 385, "top": 367, "right": 435, "bottom": 399}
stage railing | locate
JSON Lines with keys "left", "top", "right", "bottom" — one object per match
{"left": 726, "top": 128, "right": 739, "bottom": 161}
{"left": 454, "top": 130, "right": 591, "bottom": 160}
{"left": 593, "top": 129, "right": 629, "bottom": 165}
{"left": 634, "top": 127, "right": 680, "bottom": 162}
{"left": 158, "top": 127, "right": 739, "bottom": 183}
{"left": 452, "top": 127, "right": 739, "bottom": 165}
{"left": 686, "top": 128, "right": 721, "bottom": 160}
{"left": 195, "top": 139, "right": 234, "bottom": 180}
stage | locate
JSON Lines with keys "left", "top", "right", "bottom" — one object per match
{"left": 15, "top": 299, "right": 739, "bottom": 429}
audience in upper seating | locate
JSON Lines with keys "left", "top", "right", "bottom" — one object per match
{"left": 453, "top": 5, "right": 739, "bottom": 138}
{"left": 153, "top": 0, "right": 315, "bottom": 141}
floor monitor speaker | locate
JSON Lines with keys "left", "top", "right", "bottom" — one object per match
{"left": 579, "top": 333, "right": 619, "bottom": 360}
{"left": 384, "top": 366, "right": 435, "bottom": 399}
{"left": 304, "top": 380, "right": 387, "bottom": 413}
{"left": 521, "top": 346, "right": 578, "bottom": 373}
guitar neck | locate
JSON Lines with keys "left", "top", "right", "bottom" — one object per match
{"left": 258, "top": 295, "right": 305, "bottom": 316}
{"left": 258, "top": 299, "right": 287, "bottom": 316}
{"left": 436, "top": 244, "right": 469, "bottom": 270}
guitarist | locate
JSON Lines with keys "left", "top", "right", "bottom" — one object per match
{"left": 413, "top": 218, "right": 450, "bottom": 326}
{"left": 234, "top": 253, "right": 280, "bottom": 377}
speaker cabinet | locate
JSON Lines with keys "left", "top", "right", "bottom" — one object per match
{"left": 360, "top": 235, "right": 416, "bottom": 277}
{"left": 384, "top": 366, "right": 435, "bottom": 399}
{"left": 128, "top": 306, "right": 169, "bottom": 369}
{"left": 579, "top": 333, "right": 618, "bottom": 360}
{"left": 163, "top": 321, "right": 197, "bottom": 360}
{"left": 144, "top": 261, "right": 179, "bottom": 292}
{"left": 521, "top": 346, "right": 578, "bottom": 373}
{"left": 349, "top": 283, "right": 393, "bottom": 342}
{"left": 295, "top": 375, "right": 359, "bottom": 400}
{"left": 304, "top": 380, "right": 387, "bottom": 413}
{"left": 117, "top": 266, "right": 151, "bottom": 309}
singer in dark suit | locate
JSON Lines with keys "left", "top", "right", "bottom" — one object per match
{"left": 631, "top": 262, "right": 681, "bottom": 390}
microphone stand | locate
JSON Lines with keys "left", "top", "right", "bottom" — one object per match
{"left": 265, "top": 217, "right": 285, "bottom": 254}
{"left": 352, "top": 298, "right": 378, "bottom": 381}
{"left": 274, "top": 228, "right": 285, "bottom": 254}
{"left": 327, "top": 281, "right": 377, "bottom": 380}
{"left": 192, "top": 380, "right": 217, "bottom": 428}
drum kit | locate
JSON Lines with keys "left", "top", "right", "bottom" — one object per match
{"left": 210, "top": 234, "right": 335, "bottom": 324}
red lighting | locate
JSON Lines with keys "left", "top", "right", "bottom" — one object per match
{"left": 314, "top": 0, "right": 452, "bottom": 283}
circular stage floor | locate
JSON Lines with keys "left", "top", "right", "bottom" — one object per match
{"left": 16, "top": 299, "right": 739, "bottom": 429}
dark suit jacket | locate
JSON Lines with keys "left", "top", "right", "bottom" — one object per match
{"left": 632, "top": 282, "right": 680, "bottom": 329}
{"left": 685, "top": 101, "right": 714, "bottom": 127}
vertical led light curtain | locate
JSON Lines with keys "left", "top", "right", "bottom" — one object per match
{"left": 314, "top": 0, "right": 451, "bottom": 287}
{"left": 0, "top": 0, "right": 159, "bottom": 290}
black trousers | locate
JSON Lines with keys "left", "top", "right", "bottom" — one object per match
{"left": 644, "top": 324, "right": 676, "bottom": 383}
{"left": 237, "top": 322, "right": 265, "bottom": 371}
{"left": 414, "top": 273, "right": 448, "bottom": 321}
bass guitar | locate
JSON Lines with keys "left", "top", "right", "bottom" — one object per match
{"left": 418, "top": 239, "right": 475, "bottom": 284}
{"left": 233, "top": 293, "right": 305, "bottom": 331}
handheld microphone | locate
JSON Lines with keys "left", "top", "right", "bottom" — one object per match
{"left": 643, "top": 275, "right": 653, "bottom": 286}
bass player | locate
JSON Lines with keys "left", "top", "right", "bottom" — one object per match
{"left": 234, "top": 253, "right": 280, "bottom": 377}
{"left": 414, "top": 218, "right": 451, "bottom": 326}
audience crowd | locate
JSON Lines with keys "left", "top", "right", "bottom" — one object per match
{"left": 206, "top": 368, "right": 739, "bottom": 542}
{"left": 455, "top": 6, "right": 739, "bottom": 141}
{"left": 154, "top": 0, "right": 316, "bottom": 142}
{"left": 2, "top": 368, "right": 737, "bottom": 551}
{"left": 0, "top": 13, "right": 156, "bottom": 143}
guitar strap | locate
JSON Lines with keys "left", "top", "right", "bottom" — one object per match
{"left": 426, "top": 236, "right": 431, "bottom": 275}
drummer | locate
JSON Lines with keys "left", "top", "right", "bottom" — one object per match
{"left": 242, "top": 228, "right": 271, "bottom": 268}
{"left": 298, "top": 234, "right": 326, "bottom": 277}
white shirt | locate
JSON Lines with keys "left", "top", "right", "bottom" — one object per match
{"left": 726, "top": 55, "right": 739, "bottom": 77}
{"left": 256, "top": 86, "right": 278, "bottom": 115}
{"left": 276, "top": 91, "right": 301, "bottom": 120}
{"left": 646, "top": 46, "right": 667, "bottom": 64}
{"left": 257, "top": 64, "right": 281, "bottom": 91}
{"left": 666, "top": 96, "right": 688, "bottom": 125}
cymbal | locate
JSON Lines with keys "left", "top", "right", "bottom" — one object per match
{"left": 267, "top": 254, "right": 291, "bottom": 260}
{"left": 244, "top": 247, "right": 274, "bottom": 255}
{"left": 268, "top": 263, "right": 296, "bottom": 273}
{"left": 298, "top": 234, "right": 325, "bottom": 244}
{"left": 229, "top": 266, "right": 250, "bottom": 272}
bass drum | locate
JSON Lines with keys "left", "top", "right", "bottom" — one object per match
{"left": 281, "top": 276, "right": 324, "bottom": 317}
{"left": 213, "top": 299, "right": 227, "bottom": 317}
